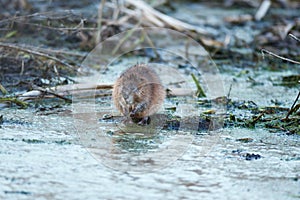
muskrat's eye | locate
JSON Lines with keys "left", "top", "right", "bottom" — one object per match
{"left": 139, "top": 78, "right": 146, "bottom": 82}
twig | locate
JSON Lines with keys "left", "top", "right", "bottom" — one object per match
{"left": 0, "top": 10, "right": 78, "bottom": 25}
{"left": 0, "top": 42, "right": 79, "bottom": 71}
{"left": 95, "top": 0, "right": 106, "bottom": 44}
{"left": 277, "top": 23, "right": 294, "bottom": 40}
{"left": 261, "top": 49, "right": 300, "bottom": 65}
{"left": 285, "top": 91, "right": 300, "bottom": 120}
{"left": 251, "top": 111, "right": 265, "bottom": 124}
{"left": 112, "top": 0, "right": 121, "bottom": 20}
{"left": 67, "top": 83, "right": 113, "bottom": 91}
{"left": 141, "top": 28, "right": 160, "bottom": 58}
{"left": 19, "top": 83, "right": 114, "bottom": 101}
{"left": 0, "top": 83, "right": 8, "bottom": 95}
{"left": 185, "top": 38, "right": 190, "bottom": 61}
{"left": 20, "top": 59, "right": 25, "bottom": 75}
{"left": 227, "top": 83, "right": 233, "bottom": 99}
{"left": 33, "top": 86, "right": 72, "bottom": 103}
{"left": 18, "top": 82, "right": 195, "bottom": 102}
{"left": 166, "top": 88, "right": 194, "bottom": 97}
{"left": 22, "top": 23, "right": 99, "bottom": 31}
{"left": 289, "top": 33, "right": 300, "bottom": 43}
{"left": 111, "top": 21, "right": 142, "bottom": 55}
{"left": 36, "top": 48, "right": 87, "bottom": 58}
{"left": 125, "top": 0, "right": 208, "bottom": 35}
{"left": 191, "top": 73, "right": 206, "bottom": 98}
{"left": 1, "top": 42, "right": 87, "bottom": 58}
{"left": 106, "top": 2, "right": 137, "bottom": 17}
{"left": 255, "top": 0, "right": 271, "bottom": 21}
{"left": 0, "top": 97, "right": 28, "bottom": 108}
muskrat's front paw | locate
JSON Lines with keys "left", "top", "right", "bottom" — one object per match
{"left": 137, "top": 116, "right": 151, "bottom": 126}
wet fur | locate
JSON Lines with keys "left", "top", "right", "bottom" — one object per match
{"left": 112, "top": 64, "right": 165, "bottom": 122}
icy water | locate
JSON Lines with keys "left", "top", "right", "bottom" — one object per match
{"left": 0, "top": 104, "right": 299, "bottom": 200}
{"left": 1, "top": 1, "right": 300, "bottom": 199}
{"left": 1, "top": 48, "right": 299, "bottom": 200}
{"left": 1, "top": 30, "right": 299, "bottom": 200}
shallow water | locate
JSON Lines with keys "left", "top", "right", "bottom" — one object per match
{"left": 0, "top": 106, "right": 299, "bottom": 200}
{"left": 1, "top": 49, "right": 299, "bottom": 200}
{"left": 1, "top": 1, "right": 300, "bottom": 199}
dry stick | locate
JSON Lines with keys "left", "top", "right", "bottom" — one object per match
{"left": 0, "top": 10, "right": 77, "bottom": 26}
{"left": 69, "top": 83, "right": 113, "bottom": 91}
{"left": 0, "top": 83, "right": 8, "bottom": 95}
{"left": 0, "top": 7, "right": 104, "bottom": 31}
{"left": 20, "top": 23, "right": 99, "bottom": 31}
{"left": 285, "top": 91, "right": 300, "bottom": 120}
{"left": 0, "top": 97, "right": 28, "bottom": 108}
{"left": 125, "top": 0, "right": 208, "bottom": 35}
{"left": 255, "top": 0, "right": 271, "bottom": 21}
{"left": 19, "top": 83, "right": 114, "bottom": 101}
{"left": 105, "top": 3, "right": 158, "bottom": 28}
{"left": 33, "top": 86, "right": 72, "bottom": 103}
{"left": 111, "top": 20, "right": 142, "bottom": 55}
{"left": 20, "top": 60, "right": 25, "bottom": 75}
{"left": 106, "top": 2, "right": 137, "bottom": 17}
{"left": 185, "top": 38, "right": 190, "bottom": 61}
{"left": 227, "top": 83, "right": 233, "bottom": 99}
{"left": 0, "top": 42, "right": 87, "bottom": 58}
{"left": 251, "top": 111, "right": 265, "bottom": 124}
{"left": 36, "top": 48, "right": 87, "bottom": 58}
{"left": 225, "top": 83, "right": 233, "bottom": 110}
{"left": 289, "top": 33, "right": 300, "bottom": 43}
{"left": 141, "top": 28, "right": 160, "bottom": 58}
{"left": 0, "top": 12, "right": 41, "bottom": 25}
{"left": 96, "top": 0, "right": 106, "bottom": 44}
{"left": 191, "top": 73, "right": 206, "bottom": 98}
{"left": 112, "top": 0, "right": 121, "bottom": 21}
{"left": 126, "top": 0, "right": 164, "bottom": 27}
{"left": 261, "top": 49, "right": 300, "bottom": 65}
{"left": 19, "top": 83, "right": 193, "bottom": 102}
{"left": 0, "top": 42, "right": 78, "bottom": 71}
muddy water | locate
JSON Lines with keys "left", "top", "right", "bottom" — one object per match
{"left": 0, "top": 101, "right": 299, "bottom": 200}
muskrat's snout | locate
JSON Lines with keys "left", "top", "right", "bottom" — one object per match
{"left": 129, "top": 112, "right": 135, "bottom": 118}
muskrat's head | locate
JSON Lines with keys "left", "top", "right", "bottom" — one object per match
{"left": 119, "top": 85, "right": 144, "bottom": 116}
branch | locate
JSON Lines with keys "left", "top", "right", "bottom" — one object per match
{"left": 255, "top": 0, "right": 271, "bottom": 21}
{"left": 125, "top": 0, "right": 208, "bottom": 35}
{"left": 261, "top": 49, "right": 300, "bottom": 65}
{"left": 285, "top": 91, "right": 300, "bottom": 120}
{"left": 0, "top": 42, "right": 79, "bottom": 71}
{"left": 289, "top": 33, "right": 300, "bottom": 43}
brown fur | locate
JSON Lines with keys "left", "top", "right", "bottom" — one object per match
{"left": 112, "top": 64, "right": 165, "bottom": 121}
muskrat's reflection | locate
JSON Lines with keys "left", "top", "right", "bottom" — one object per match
{"left": 110, "top": 114, "right": 167, "bottom": 153}
{"left": 87, "top": 113, "right": 194, "bottom": 171}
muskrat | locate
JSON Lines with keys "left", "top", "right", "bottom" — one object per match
{"left": 112, "top": 64, "right": 165, "bottom": 125}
